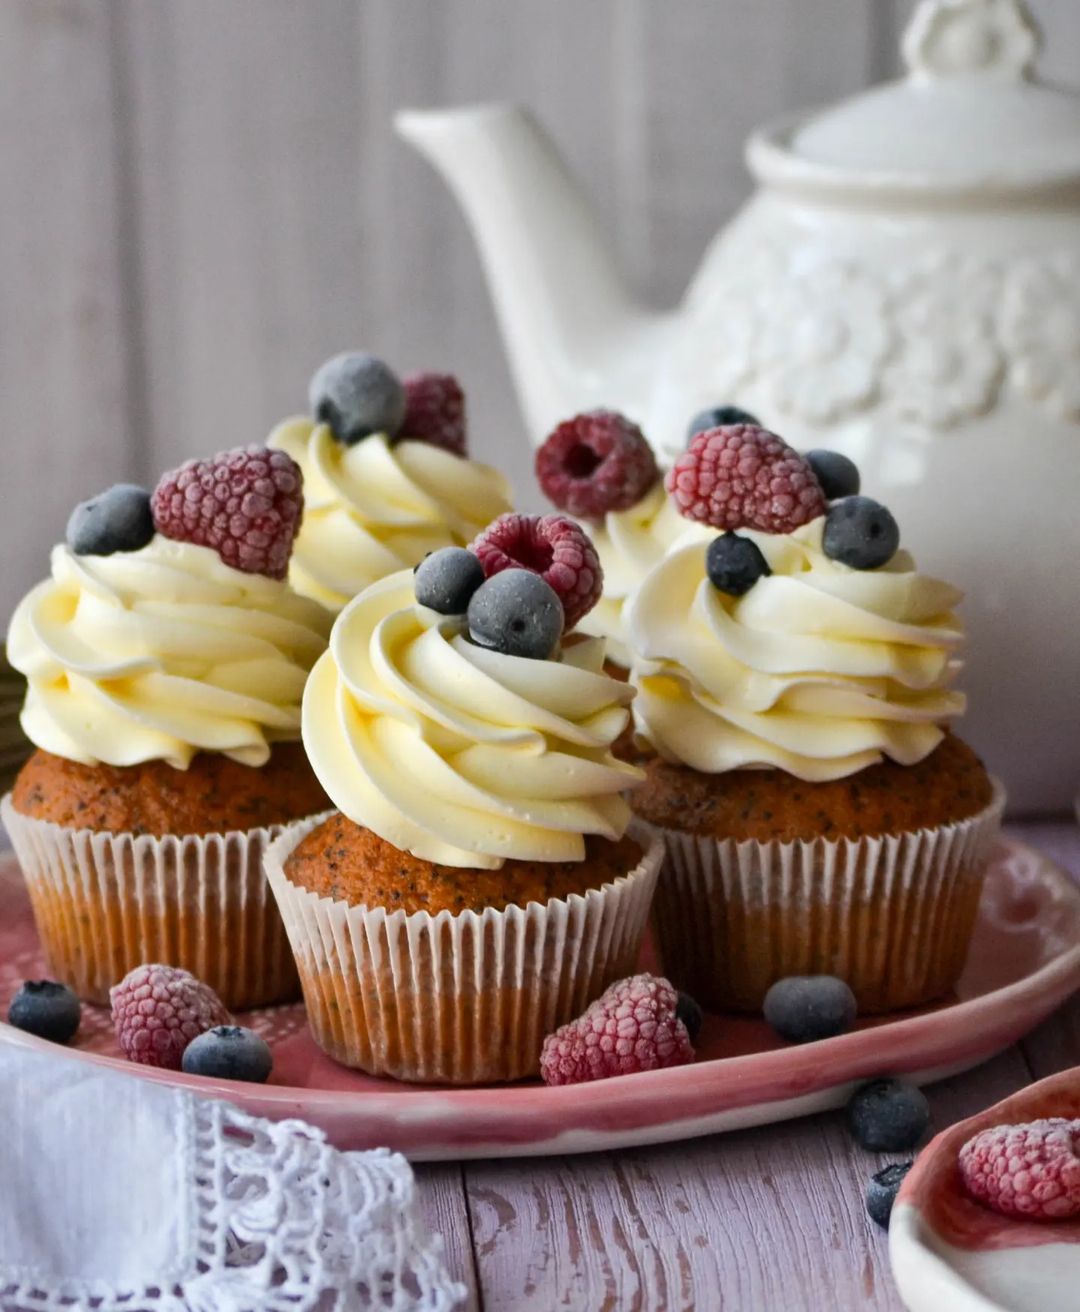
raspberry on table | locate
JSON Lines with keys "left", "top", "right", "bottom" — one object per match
{"left": 151, "top": 445, "right": 304, "bottom": 580}
{"left": 666, "top": 423, "right": 825, "bottom": 534}
{"left": 470, "top": 512, "right": 602, "bottom": 631}
{"left": 400, "top": 372, "right": 467, "bottom": 456}
{"left": 959, "top": 1118, "right": 1080, "bottom": 1221}
{"left": 536, "top": 409, "right": 659, "bottom": 519}
{"left": 540, "top": 973, "right": 696, "bottom": 1086}
{"left": 110, "top": 963, "right": 231, "bottom": 1070}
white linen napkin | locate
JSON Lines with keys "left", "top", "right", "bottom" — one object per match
{"left": 0, "top": 1038, "right": 464, "bottom": 1312}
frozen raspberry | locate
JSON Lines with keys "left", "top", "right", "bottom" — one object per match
{"left": 540, "top": 974, "right": 695, "bottom": 1086}
{"left": 400, "top": 372, "right": 467, "bottom": 456}
{"left": 151, "top": 445, "right": 303, "bottom": 580}
{"left": 470, "top": 513, "right": 602, "bottom": 631}
{"left": 536, "top": 409, "right": 659, "bottom": 519}
{"left": 666, "top": 423, "right": 825, "bottom": 534}
{"left": 959, "top": 1118, "right": 1080, "bottom": 1221}
{"left": 110, "top": 964, "right": 231, "bottom": 1070}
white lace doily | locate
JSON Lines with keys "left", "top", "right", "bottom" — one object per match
{"left": 0, "top": 1041, "right": 464, "bottom": 1311}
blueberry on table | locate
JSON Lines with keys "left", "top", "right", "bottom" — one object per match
{"left": 308, "top": 350, "right": 406, "bottom": 445}
{"left": 181, "top": 1025, "right": 273, "bottom": 1083}
{"left": 415, "top": 547, "right": 485, "bottom": 615}
{"left": 804, "top": 449, "right": 861, "bottom": 500}
{"left": 467, "top": 569, "right": 564, "bottom": 660}
{"left": 687, "top": 405, "right": 760, "bottom": 439}
{"left": 822, "top": 496, "right": 900, "bottom": 570}
{"left": 66, "top": 484, "right": 154, "bottom": 557}
{"left": 763, "top": 975, "right": 857, "bottom": 1043}
{"left": 7, "top": 980, "right": 81, "bottom": 1043}
{"left": 847, "top": 1078, "right": 930, "bottom": 1152}
{"left": 706, "top": 532, "right": 772, "bottom": 597}
{"left": 866, "top": 1161, "right": 913, "bottom": 1229}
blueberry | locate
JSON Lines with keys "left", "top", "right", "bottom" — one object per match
{"left": 467, "top": 569, "right": 564, "bottom": 660}
{"left": 308, "top": 351, "right": 405, "bottom": 445}
{"left": 66, "top": 484, "right": 154, "bottom": 557}
{"left": 822, "top": 497, "right": 899, "bottom": 570}
{"left": 763, "top": 975, "right": 857, "bottom": 1043}
{"left": 847, "top": 1078, "right": 930, "bottom": 1152}
{"left": 687, "top": 405, "right": 760, "bottom": 440}
{"left": 7, "top": 980, "right": 81, "bottom": 1043}
{"left": 706, "top": 532, "right": 772, "bottom": 597}
{"left": 676, "top": 991, "right": 704, "bottom": 1044}
{"left": 805, "top": 449, "right": 860, "bottom": 500}
{"left": 866, "top": 1161, "right": 913, "bottom": 1229}
{"left": 415, "top": 547, "right": 485, "bottom": 615}
{"left": 181, "top": 1025, "right": 273, "bottom": 1083}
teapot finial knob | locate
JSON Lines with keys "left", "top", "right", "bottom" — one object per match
{"left": 903, "top": 0, "right": 1041, "bottom": 81}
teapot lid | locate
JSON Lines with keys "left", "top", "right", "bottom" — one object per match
{"left": 751, "top": 0, "right": 1080, "bottom": 197}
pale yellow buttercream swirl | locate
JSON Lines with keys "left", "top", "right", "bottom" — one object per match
{"left": 628, "top": 519, "right": 966, "bottom": 780}
{"left": 268, "top": 419, "right": 512, "bottom": 611}
{"left": 8, "top": 539, "right": 331, "bottom": 769}
{"left": 303, "top": 571, "right": 643, "bottom": 869}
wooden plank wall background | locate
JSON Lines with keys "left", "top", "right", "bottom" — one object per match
{"left": 2, "top": 0, "right": 1079, "bottom": 619}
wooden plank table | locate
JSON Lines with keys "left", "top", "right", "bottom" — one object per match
{"left": 414, "top": 820, "right": 1080, "bottom": 1311}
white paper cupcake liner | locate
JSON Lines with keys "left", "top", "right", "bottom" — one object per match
{"left": 265, "top": 814, "right": 663, "bottom": 1084}
{"left": 641, "top": 781, "right": 1006, "bottom": 1015}
{"left": 1, "top": 794, "right": 301, "bottom": 1009}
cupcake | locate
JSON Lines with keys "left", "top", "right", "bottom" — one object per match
{"left": 265, "top": 513, "right": 660, "bottom": 1083}
{"left": 268, "top": 352, "right": 513, "bottom": 611}
{"left": 626, "top": 423, "right": 1004, "bottom": 1014}
{"left": 3, "top": 449, "right": 332, "bottom": 1007}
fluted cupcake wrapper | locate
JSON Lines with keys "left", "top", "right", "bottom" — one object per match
{"left": 1, "top": 794, "right": 303, "bottom": 1009}
{"left": 640, "top": 781, "right": 1006, "bottom": 1015}
{"left": 265, "top": 814, "right": 664, "bottom": 1084}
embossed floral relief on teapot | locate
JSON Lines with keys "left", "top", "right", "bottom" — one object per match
{"left": 399, "top": 0, "right": 1080, "bottom": 812}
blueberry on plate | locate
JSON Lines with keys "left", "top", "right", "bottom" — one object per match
{"left": 309, "top": 351, "right": 406, "bottom": 446}
{"left": 415, "top": 547, "right": 485, "bottom": 615}
{"left": 181, "top": 1025, "right": 273, "bottom": 1083}
{"left": 866, "top": 1161, "right": 913, "bottom": 1229}
{"left": 847, "top": 1078, "right": 930, "bottom": 1152}
{"left": 7, "top": 980, "right": 81, "bottom": 1043}
{"left": 706, "top": 532, "right": 772, "bottom": 597}
{"left": 66, "top": 484, "right": 154, "bottom": 557}
{"left": 467, "top": 569, "right": 564, "bottom": 660}
{"left": 675, "top": 992, "right": 704, "bottom": 1044}
{"left": 822, "top": 496, "right": 899, "bottom": 570}
{"left": 687, "top": 405, "right": 760, "bottom": 440}
{"left": 805, "top": 449, "right": 860, "bottom": 500}
{"left": 763, "top": 975, "right": 857, "bottom": 1043}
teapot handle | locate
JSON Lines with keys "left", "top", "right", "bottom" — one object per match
{"left": 903, "top": 0, "right": 1041, "bottom": 82}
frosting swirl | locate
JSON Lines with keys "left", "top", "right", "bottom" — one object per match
{"left": 8, "top": 539, "right": 331, "bottom": 770}
{"left": 628, "top": 519, "right": 966, "bottom": 780}
{"left": 268, "top": 420, "right": 512, "bottom": 610}
{"left": 303, "top": 571, "right": 642, "bottom": 869}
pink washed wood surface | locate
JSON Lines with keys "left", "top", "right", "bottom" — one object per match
{"left": 414, "top": 820, "right": 1080, "bottom": 1311}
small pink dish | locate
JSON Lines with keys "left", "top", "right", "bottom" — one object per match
{"left": 0, "top": 837, "right": 1078, "bottom": 1162}
{"left": 890, "top": 1066, "right": 1080, "bottom": 1312}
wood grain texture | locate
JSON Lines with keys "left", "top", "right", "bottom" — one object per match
{"left": 413, "top": 1163, "right": 481, "bottom": 1312}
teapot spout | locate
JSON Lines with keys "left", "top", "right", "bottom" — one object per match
{"left": 396, "top": 103, "right": 669, "bottom": 442}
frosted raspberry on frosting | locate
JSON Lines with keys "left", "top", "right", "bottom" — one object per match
{"left": 470, "top": 513, "right": 603, "bottom": 630}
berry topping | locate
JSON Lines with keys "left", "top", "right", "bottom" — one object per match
{"left": 805, "top": 449, "right": 861, "bottom": 500}
{"left": 536, "top": 410, "right": 659, "bottom": 519}
{"left": 110, "top": 963, "right": 231, "bottom": 1070}
{"left": 181, "top": 1024, "right": 274, "bottom": 1084}
{"left": 959, "top": 1119, "right": 1080, "bottom": 1221}
{"left": 763, "top": 975, "right": 857, "bottom": 1044}
{"left": 151, "top": 445, "right": 303, "bottom": 580}
{"left": 540, "top": 973, "right": 695, "bottom": 1086}
{"left": 415, "top": 546, "right": 485, "bottom": 614}
{"left": 666, "top": 424, "right": 826, "bottom": 534}
{"left": 401, "top": 372, "right": 467, "bottom": 456}
{"left": 705, "top": 532, "right": 772, "bottom": 597}
{"left": 687, "top": 404, "right": 760, "bottom": 440}
{"left": 847, "top": 1078, "right": 931, "bottom": 1153}
{"left": 66, "top": 484, "right": 155, "bottom": 558}
{"left": 308, "top": 350, "right": 405, "bottom": 446}
{"left": 7, "top": 980, "right": 81, "bottom": 1044}
{"left": 866, "top": 1161, "right": 913, "bottom": 1229}
{"left": 467, "top": 569, "right": 564, "bottom": 660}
{"left": 822, "top": 496, "right": 900, "bottom": 570}
{"left": 470, "top": 513, "right": 603, "bottom": 630}
{"left": 675, "top": 991, "right": 704, "bottom": 1045}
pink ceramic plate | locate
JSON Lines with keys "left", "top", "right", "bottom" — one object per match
{"left": 1, "top": 838, "right": 1078, "bottom": 1162}
{"left": 890, "top": 1066, "right": 1080, "bottom": 1312}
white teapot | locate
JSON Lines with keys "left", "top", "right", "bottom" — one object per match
{"left": 398, "top": 0, "right": 1080, "bottom": 813}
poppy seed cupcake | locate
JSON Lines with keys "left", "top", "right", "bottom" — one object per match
{"left": 627, "top": 423, "right": 1003, "bottom": 1014}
